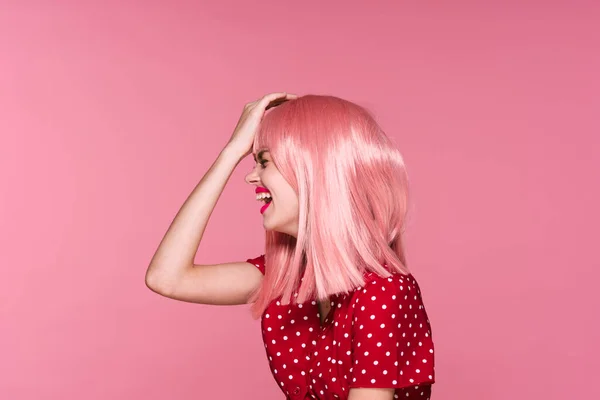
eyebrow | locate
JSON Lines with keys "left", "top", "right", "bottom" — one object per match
{"left": 253, "top": 149, "right": 269, "bottom": 162}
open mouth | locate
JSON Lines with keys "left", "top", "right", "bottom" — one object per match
{"left": 256, "top": 188, "right": 272, "bottom": 214}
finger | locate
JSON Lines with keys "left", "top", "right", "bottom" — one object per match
{"left": 260, "top": 92, "right": 288, "bottom": 104}
{"left": 265, "top": 99, "right": 287, "bottom": 110}
{"left": 263, "top": 92, "right": 298, "bottom": 110}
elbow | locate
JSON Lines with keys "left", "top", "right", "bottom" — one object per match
{"left": 145, "top": 270, "right": 171, "bottom": 296}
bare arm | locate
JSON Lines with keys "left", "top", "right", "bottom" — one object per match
{"left": 145, "top": 146, "right": 263, "bottom": 305}
{"left": 144, "top": 92, "right": 297, "bottom": 305}
{"left": 347, "top": 388, "right": 395, "bottom": 400}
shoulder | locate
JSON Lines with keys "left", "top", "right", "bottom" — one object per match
{"left": 350, "top": 271, "right": 428, "bottom": 322}
{"left": 356, "top": 271, "right": 422, "bottom": 301}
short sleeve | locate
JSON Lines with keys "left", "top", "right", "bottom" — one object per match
{"left": 349, "top": 274, "right": 435, "bottom": 390}
{"left": 245, "top": 254, "right": 265, "bottom": 275}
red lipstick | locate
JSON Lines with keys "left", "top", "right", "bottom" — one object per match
{"left": 256, "top": 186, "right": 270, "bottom": 194}
{"left": 256, "top": 186, "right": 272, "bottom": 214}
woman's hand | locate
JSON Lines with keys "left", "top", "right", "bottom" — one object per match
{"left": 225, "top": 92, "right": 298, "bottom": 159}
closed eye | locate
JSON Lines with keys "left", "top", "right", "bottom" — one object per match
{"left": 259, "top": 160, "right": 268, "bottom": 168}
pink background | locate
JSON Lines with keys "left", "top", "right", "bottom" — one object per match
{"left": 1, "top": 1, "right": 598, "bottom": 399}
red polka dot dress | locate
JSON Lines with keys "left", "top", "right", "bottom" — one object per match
{"left": 246, "top": 255, "right": 435, "bottom": 400}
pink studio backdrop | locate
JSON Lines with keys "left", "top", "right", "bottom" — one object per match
{"left": 1, "top": 1, "right": 598, "bottom": 399}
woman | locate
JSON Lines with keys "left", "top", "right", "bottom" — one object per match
{"left": 145, "top": 92, "right": 435, "bottom": 400}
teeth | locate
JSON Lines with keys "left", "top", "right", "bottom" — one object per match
{"left": 256, "top": 192, "right": 272, "bottom": 201}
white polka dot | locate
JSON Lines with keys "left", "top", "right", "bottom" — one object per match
{"left": 362, "top": 369, "right": 366, "bottom": 374}
{"left": 371, "top": 296, "right": 377, "bottom": 301}
{"left": 371, "top": 378, "right": 376, "bottom": 383}
{"left": 370, "top": 315, "right": 375, "bottom": 320}
{"left": 383, "top": 370, "right": 388, "bottom": 375}
{"left": 380, "top": 323, "right": 385, "bottom": 328}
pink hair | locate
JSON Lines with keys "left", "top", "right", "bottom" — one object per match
{"left": 247, "top": 95, "right": 412, "bottom": 319}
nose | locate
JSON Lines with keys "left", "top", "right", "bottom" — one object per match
{"left": 245, "top": 165, "right": 260, "bottom": 185}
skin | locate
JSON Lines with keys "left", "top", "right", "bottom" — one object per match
{"left": 245, "top": 150, "right": 395, "bottom": 400}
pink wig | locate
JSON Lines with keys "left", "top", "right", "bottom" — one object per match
{"left": 247, "top": 95, "right": 412, "bottom": 319}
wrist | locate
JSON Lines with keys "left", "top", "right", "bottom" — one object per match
{"left": 220, "top": 145, "right": 246, "bottom": 162}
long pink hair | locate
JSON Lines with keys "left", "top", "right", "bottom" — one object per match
{"left": 247, "top": 95, "right": 412, "bottom": 319}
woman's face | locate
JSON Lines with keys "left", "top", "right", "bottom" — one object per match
{"left": 245, "top": 150, "right": 299, "bottom": 237}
